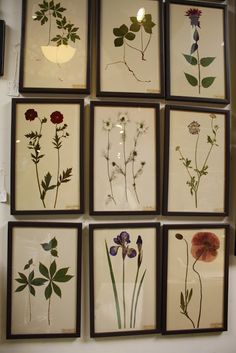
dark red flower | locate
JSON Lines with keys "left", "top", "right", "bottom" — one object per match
{"left": 25, "top": 109, "right": 38, "bottom": 121}
{"left": 191, "top": 232, "right": 220, "bottom": 262}
{"left": 50, "top": 111, "right": 64, "bottom": 124}
{"left": 185, "top": 8, "right": 202, "bottom": 28}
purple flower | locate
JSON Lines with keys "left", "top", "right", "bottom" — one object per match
{"left": 136, "top": 235, "right": 143, "bottom": 268}
{"left": 110, "top": 231, "right": 137, "bottom": 260}
{"left": 185, "top": 8, "right": 202, "bottom": 28}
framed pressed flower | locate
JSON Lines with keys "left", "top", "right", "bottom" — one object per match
{"left": 165, "top": 0, "right": 229, "bottom": 104}
{"left": 11, "top": 98, "right": 84, "bottom": 215}
{"left": 89, "top": 222, "right": 161, "bottom": 337}
{"left": 90, "top": 101, "right": 160, "bottom": 215}
{"left": 162, "top": 224, "right": 229, "bottom": 334}
{"left": 163, "top": 105, "right": 230, "bottom": 216}
{"left": 7, "top": 222, "right": 82, "bottom": 339}
{"left": 96, "top": 0, "right": 164, "bottom": 98}
{"left": 19, "top": 0, "right": 91, "bottom": 93}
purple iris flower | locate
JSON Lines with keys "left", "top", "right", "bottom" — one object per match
{"left": 110, "top": 231, "right": 137, "bottom": 260}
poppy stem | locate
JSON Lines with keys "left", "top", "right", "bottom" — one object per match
{"left": 122, "top": 259, "right": 126, "bottom": 328}
{"left": 192, "top": 255, "right": 203, "bottom": 328}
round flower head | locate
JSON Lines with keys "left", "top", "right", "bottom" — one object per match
{"left": 110, "top": 231, "right": 137, "bottom": 260}
{"left": 185, "top": 8, "right": 202, "bottom": 28}
{"left": 25, "top": 109, "right": 38, "bottom": 121}
{"left": 191, "top": 232, "right": 220, "bottom": 262}
{"left": 188, "top": 121, "right": 200, "bottom": 135}
{"left": 118, "top": 112, "right": 129, "bottom": 125}
{"left": 50, "top": 111, "right": 64, "bottom": 124}
{"left": 103, "top": 119, "right": 113, "bottom": 131}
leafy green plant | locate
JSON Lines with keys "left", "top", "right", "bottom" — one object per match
{"left": 106, "top": 10, "right": 156, "bottom": 82}
{"left": 33, "top": 0, "right": 80, "bottom": 46}
{"left": 183, "top": 8, "right": 216, "bottom": 94}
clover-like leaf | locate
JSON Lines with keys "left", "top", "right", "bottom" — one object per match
{"left": 142, "top": 14, "right": 156, "bottom": 34}
{"left": 125, "top": 32, "right": 135, "bottom": 41}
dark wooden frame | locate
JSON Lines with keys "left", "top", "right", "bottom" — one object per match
{"left": 0, "top": 20, "right": 5, "bottom": 76}
{"left": 165, "top": 0, "right": 230, "bottom": 104}
{"left": 7, "top": 221, "right": 82, "bottom": 339}
{"left": 19, "top": 0, "right": 91, "bottom": 94}
{"left": 10, "top": 98, "right": 84, "bottom": 215}
{"left": 162, "top": 223, "right": 230, "bottom": 335}
{"left": 89, "top": 101, "right": 160, "bottom": 215}
{"left": 89, "top": 222, "right": 162, "bottom": 337}
{"left": 96, "top": 0, "right": 165, "bottom": 98}
{"left": 163, "top": 105, "right": 230, "bottom": 216}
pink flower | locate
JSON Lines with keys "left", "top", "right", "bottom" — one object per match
{"left": 191, "top": 232, "right": 220, "bottom": 262}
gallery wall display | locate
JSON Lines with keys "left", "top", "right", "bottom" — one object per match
{"left": 96, "top": 0, "right": 164, "bottom": 98}
{"left": 165, "top": 0, "right": 229, "bottom": 103}
{"left": 11, "top": 98, "right": 84, "bottom": 215}
{"left": 162, "top": 224, "right": 229, "bottom": 335}
{"left": 7, "top": 222, "right": 82, "bottom": 339}
{"left": 19, "top": 0, "right": 91, "bottom": 93}
{"left": 89, "top": 222, "right": 162, "bottom": 337}
{"left": 163, "top": 105, "right": 230, "bottom": 216}
{"left": 0, "top": 20, "right": 5, "bottom": 76}
{"left": 90, "top": 101, "right": 160, "bottom": 215}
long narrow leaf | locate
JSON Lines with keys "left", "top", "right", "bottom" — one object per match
{"left": 133, "top": 269, "right": 147, "bottom": 328}
{"left": 105, "top": 240, "right": 121, "bottom": 329}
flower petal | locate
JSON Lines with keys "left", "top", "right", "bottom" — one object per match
{"left": 110, "top": 246, "right": 120, "bottom": 256}
{"left": 127, "top": 247, "right": 137, "bottom": 258}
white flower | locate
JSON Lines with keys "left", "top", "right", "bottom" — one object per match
{"left": 103, "top": 119, "right": 113, "bottom": 131}
{"left": 137, "top": 121, "right": 148, "bottom": 134}
{"left": 118, "top": 112, "right": 129, "bottom": 125}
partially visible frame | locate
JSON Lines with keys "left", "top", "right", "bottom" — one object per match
{"left": 7, "top": 222, "right": 82, "bottom": 339}
{"left": 90, "top": 101, "right": 160, "bottom": 215}
{"left": 11, "top": 98, "right": 84, "bottom": 215}
{"left": 162, "top": 224, "right": 229, "bottom": 335}
{"left": 89, "top": 222, "right": 161, "bottom": 337}
{"left": 163, "top": 105, "right": 230, "bottom": 216}
{"left": 165, "top": 0, "right": 229, "bottom": 104}
{"left": 0, "top": 20, "right": 5, "bottom": 76}
{"left": 97, "top": 0, "right": 164, "bottom": 98}
{"left": 19, "top": 0, "right": 91, "bottom": 93}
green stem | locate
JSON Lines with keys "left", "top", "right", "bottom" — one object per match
{"left": 177, "top": 149, "right": 193, "bottom": 180}
{"left": 194, "top": 134, "right": 200, "bottom": 208}
{"left": 54, "top": 128, "right": 60, "bottom": 209}
{"left": 47, "top": 9, "right": 52, "bottom": 45}
{"left": 196, "top": 48, "right": 201, "bottom": 94}
{"left": 132, "top": 133, "right": 141, "bottom": 204}
{"left": 133, "top": 269, "right": 146, "bottom": 328}
{"left": 35, "top": 162, "right": 46, "bottom": 208}
{"left": 48, "top": 295, "right": 51, "bottom": 325}
{"left": 105, "top": 241, "right": 121, "bottom": 329}
{"left": 130, "top": 267, "right": 140, "bottom": 328}
{"left": 122, "top": 259, "right": 126, "bottom": 328}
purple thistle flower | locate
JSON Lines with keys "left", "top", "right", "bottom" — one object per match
{"left": 185, "top": 8, "right": 202, "bottom": 28}
{"left": 110, "top": 231, "right": 137, "bottom": 260}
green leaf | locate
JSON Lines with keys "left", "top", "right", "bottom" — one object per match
{"left": 113, "top": 27, "right": 123, "bottom": 37}
{"left": 18, "top": 272, "right": 27, "bottom": 281}
{"left": 143, "top": 19, "right": 156, "bottom": 34}
{"left": 53, "top": 268, "right": 73, "bottom": 282}
{"left": 52, "top": 282, "right": 62, "bottom": 298}
{"left": 190, "top": 43, "right": 198, "bottom": 55}
{"left": 54, "top": 274, "right": 73, "bottom": 282}
{"left": 183, "top": 54, "right": 197, "bottom": 65}
{"left": 41, "top": 242, "right": 51, "bottom": 251}
{"left": 39, "top": 262, "right": 50, "bottom": 279}
{"left": 45, "top": 283, "right": 52, "bottom": 300}
{"left": 15, "top": 278, "right": 27, "bottom": 284}
{"left": 15, "top": 284, "right": 27, "bottom": 292}
{"left": 50, "top": 237, "right": 57, "bottom": 249}
{"left": 130, "top": 16, "right": 138, "bottom": 24}
{"left": 50, "top": 260, "right": 57, "bottom": 278}
{"left": 184, "top": 73, "right": 198, "bottom": 87}
{"left": 51, "top": 249, "right": 58, "bottom": 257}
{"left": 31, "top": 278, "right": 48, "bottom": 286}
{"left": 180, "top": 291, "right": 185, "bottom": 310}
{"left": 29, "top": 258, "right": 33, "bottom": 266}
{"left": 119, "top": 24, "right": 128, "bottom": 35}
{"left": 114, "top": 37, "right": 124, "bottom": 47}
{"left": 24, "top": 264, "right": 30, "bottom": 270}
{"left": 130, "top": 22, "right": 140, "bottom": 32}
{"left": 29, "top": 285, "right": 35, "bottom": 296}
{"left": 202, "top": 76, "right": 216, "bottom": 88}
{"left": 207, "top": 135, "right": 213, "bottom": 144}
{"left": 188, "top": 288, "right": 193, "bottom": 303}
{"left": 125, "top": 32, "right": 135, "bottom": 41}
{"left": 200, "top": 57, "right": 216, "bottom": 67}
{"left": 29, "top": 270, "right": 34, "bottom": 282}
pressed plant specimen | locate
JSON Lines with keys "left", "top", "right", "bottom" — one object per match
{"left": 106, "top": 8, "right": 156, "bottom": 82}
{"left": 183, "top": 8, "right": 216, "bottom": 94}
{"left": 176, "top": 114, "right": 219, "bottom": 208}
{"left": 25, "top": 108, "right": 72, "bottom": 209}
{"left": 175, "top": 231, "right": 220, "bottom": 328}
{"left": 14, "top": 258, "right": 48, "bottom": 322}
{"left": 33, "top": 1, "right": 80, "bottom": 47}
{"left": 105, "top": 231, "right": 147, "bottom": 329}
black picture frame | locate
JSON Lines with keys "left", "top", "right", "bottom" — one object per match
{"left": 11, "top": 98, "right": 84, "bottom": 215}
{"left": 89, "top": 101, "right": 160, "bottom": 215}
{"left": 165, "top": 0, "right": 230, "bottom": 104}
{"left": 7, "top": 221, "right": 82, "bottom": 339}
{"left": 96, "top": 0, "right": 165, "bottom": 98}
{"left": 163, "top": 105, "right": 230, "bottom": 216}
{"left": 89, "top": 222, "right": 162, "bottom": 337}
{"left": 162, "top": 223, "right": 229, "bottom": 335}
{"left": 19, "top": 0, "right": 91, "bottom": 94}
{"left": 0, "top": 20, "right": 5, "bottom": 76}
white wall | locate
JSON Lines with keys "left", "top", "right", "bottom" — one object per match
{"left": 0, "top": 0, "right": 236, "bottom": 352}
